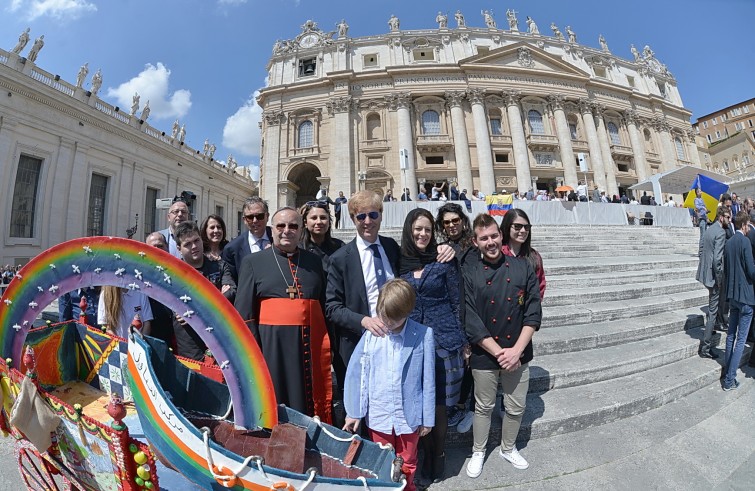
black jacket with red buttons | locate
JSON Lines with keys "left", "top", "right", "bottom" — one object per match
{"left": 461, "top": 250, "right": 542, "bottom": 370}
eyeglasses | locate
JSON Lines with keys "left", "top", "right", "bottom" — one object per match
{"left": 274, "top": 223, "right": 300, "bottom": 231}
{"left": 511, "top": 223, "right": 531, "bottom": 231}
{"left": 443, "top": 217, "right": 461, "bottom": 226}
{"left": 355, "top": 211, "right": 380, "bottom": 222}
{"left": 244, "top": 213, "right": 267, "bottom": 222}
{"left": 305, "top": 200, "right": 328, "bottom": 208}
{"left": 169, "top": 209, "right": 188, "bottom": 216}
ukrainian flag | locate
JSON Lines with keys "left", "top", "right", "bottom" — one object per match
{"left": 486, "top": 194, "right": 513, "bottom": 216}
{"left": 682, "top": 174, "right": 729, "bottom": 222}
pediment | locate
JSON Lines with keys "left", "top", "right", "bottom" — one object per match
{"left": 461, "top": 42, "right": 589, "bottom": 78}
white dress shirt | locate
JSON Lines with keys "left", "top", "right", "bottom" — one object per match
{"left": 247, "top": 230, "right": 270, "bottom": 254}
{"left": 355, "top": 235, "right": 395, "bottom": 317}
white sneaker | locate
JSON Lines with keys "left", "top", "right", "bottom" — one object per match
{"left": 466, "top": 451, "right": 485, "bottom": 478}
{"left": 500, "top": 447, "right": 529, "bottom": 470}
{"left": 456, "top": 411, "right": 474, "bottom": 434}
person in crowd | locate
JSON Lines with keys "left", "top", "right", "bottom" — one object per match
{"left": 470, "top": 190, "right": 483, "bottom": 201}
{"left": 401, "top": 188, "right": 413, "bottom": 201}
{"left": 629, "top": 196, "right": 639, "bottom": 205}
{"left": 417, "top": 188, "right": 429, "bottom": 201}
{"left": 436, "top": 203, "right": 474, "bottom": 255}
{"left": 694, "top": 187, "right": 709, "bottom": 255}
{"left": 450, "top": 182, "right": 460, "bottom": 201}
{"left": 58, "top": 286, "right": 99, "bottom": 325}
{"left": 438, "top": 191, "right": 448, "bottom": 202}
{"left": 620, "top": 194, "right": 629, "bottom": 204}
{"left": 222, "top": 197, "right": 273, "bottom": 283}
{"left": 235, "top": 207, "right": 332, "bottom": 422}
{"left": 722, "top": 210, "right": 755, "bottom": 391}
{"left": 200, "top": 214, "right": 229, "bottom": 261}
{"left": 158, "top": 198, "right": 191, "bottom": 259}
{"left": 300, "top": 201, "right": 346, "bottom": 271}
{"left": 463, "top": 213, "right": 541, "bottom": 477}
{"left": 98, "top": 286, "right": 153, "bottom": 339}
{"left": 731, "top": 192, "right": 740, "bottom": 216}
{"left": 696, "top": 206, "right": 730, "bottom": 359}
{"left": 502, "top": 209, "right": 547, "bottom": 299}
{"left": 383, "top": 189, "right": 394, "bottom": 202}
{"left": 334, "top": 191, "right": 348, "bottom": 229}
{"left": 343, "top": 279, "right": 435, "bottom": 491}
{"left": 720, "top": 193, "right": 735, "bottom": 239}
{"left": 173, "top": 222, "right": 236, "bottom": 361}
{"left": 431, "top": 182, "right": 446, "bottom": 201}
{"left": 144, "top": 232, "right": 176, "bottom": 347}
{"left": 641, "top": 191, "right": 651, "bottom": 205}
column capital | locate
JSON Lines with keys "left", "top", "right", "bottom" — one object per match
{"left": 502, "top": 89, "right": 522, "bottom": 106}
{"left": 326, "top": 95, "right": 355, "bottom": 115}
{"left": 467, "top": 87, "right": 486, "bottom": 105}
{"left": 592, "top": 103, "right": 607, "bottom": 118}
{"left": 650, "top": 114, "right": 671, "bottom": 132}
{"left": 546, "top": 94, "right": 565, "bottom": 111}
{"left": 624, "top": 109, "right": 641, "bottom": 125}
{"left": 263, "top": 110, "right": 286, "bottom": 126}
{"left": 444, "top": 90, "right": 467, "bottom": 108}
{"left": 386, "top": 92, "right": 412, "bottom": 110}
{"left": 686, "top": 128, "right": 696, "bottom": 142}
{"left": 577, "top": 98, "right": 595, "bottom": 115}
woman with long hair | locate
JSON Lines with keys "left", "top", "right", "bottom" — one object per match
{"left": 97, "top": 285, "right": 153, "bottom": 338}
{"left": 299, "top": 201, "right": 345, "bottom": 270}
{"left": 399, "top": 208, "right": 467, "bottom": 483}
{"left": 501, "top": 208, "right": 546, "bottom": 299}
{"left": 200, "top": 214, "right": 229, "bottom": 261}
{"left": 435, "top": 203, "right": 474, "bottom": 254}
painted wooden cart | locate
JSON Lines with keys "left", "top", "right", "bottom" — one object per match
{"left": 0, "top": 237, "right": 406, "bottom": 490}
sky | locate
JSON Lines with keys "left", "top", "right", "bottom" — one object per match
{"left": 2, "top": 0, "right": 753, "bottom": 179}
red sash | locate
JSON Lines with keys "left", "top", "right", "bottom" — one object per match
{"left": 258, "top": 298, "right": 332, "bottom": 424}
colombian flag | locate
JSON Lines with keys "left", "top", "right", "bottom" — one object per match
{"left": 683, "top": 174, "right": 729, "bottom": 222}
{"left": 486, "top": 194, "right": 513, "bottom": 216}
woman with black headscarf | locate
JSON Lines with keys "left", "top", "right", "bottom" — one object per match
{"left": 399, "top": 208, "right": 467, "bottom": 484}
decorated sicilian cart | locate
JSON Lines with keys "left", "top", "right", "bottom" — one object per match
{"left": 0, "top": 237, "right": 406, "bottom": 490}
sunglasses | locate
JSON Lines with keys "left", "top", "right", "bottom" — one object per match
{"left": 306, "top": 200, "right": 328, "bottom": 208}
{"left": 355, "top": 211, "right": 380, "bottom": 222}
{"left": 274, "top": 223, "right": 300, "bottom": 231}
{"left": 443, "top": 217, "right": 461, "bottom": 226}
{"left": 244, "top": 213, "right": 267, "bottom": 221}
{"left": 511, "top": 223, "right": 532, "bottom": 231}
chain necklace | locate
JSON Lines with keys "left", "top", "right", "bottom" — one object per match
{"left": 273, "top": 248, "right": 300, "bottom": 299}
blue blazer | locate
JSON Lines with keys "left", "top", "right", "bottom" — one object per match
{"left": 343, "top": 318, "right": 435, "bottom": 430}
{"left": 725, "top": 231, "right": 755, "bottom": 306}
{"left": 221, "top": 227, "right": 273, "bottom": 283}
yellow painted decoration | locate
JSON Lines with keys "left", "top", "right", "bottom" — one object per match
{"left": 134, "top": 451, "right": 147, "bottom": 465}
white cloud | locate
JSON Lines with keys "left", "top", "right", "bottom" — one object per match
{"left": 105, "top": 63, "right": 191, "bottom": 121}
{"left": 222, "top": 90, "right": 262, "bottom": 159}
{"left": 9, "top": 0, "right": 97, "bottom": 21}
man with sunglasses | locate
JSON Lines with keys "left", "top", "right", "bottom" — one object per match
{"left": 222, "top": 196, "right": 273, "bottom": 283}
{"left": 157, "top": 198, "right": 191, "bottom": 259}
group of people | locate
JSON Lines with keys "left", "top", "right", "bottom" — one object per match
{"left": 695, "top": 190, "right": 755, "bottom": 391}
{"left": 1, "top": 265, "right": 21, "bottom": 285}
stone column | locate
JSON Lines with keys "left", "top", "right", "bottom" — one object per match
{"left": 594, "top": 105, "right": 619, "bottom": 197}
{"left": 578, "top": 99, "right": 607, "bottom": 192}
{"left": 394, "top": 93, "right": 418, "bottom": 194}
{"left": 625, "top": 110, "right": 649, "bottom": 182}
{"left": 548, "top": 94, "right": 578, "bottom": 189}
{"left": 445, "top": 90, "right": 473, "bottom": 193}
{"left": 503, "top": 90, "right": 531, "bottom": 194}
{"left": 261, "top": 110, "right": 286, "bottom": 208}
{"left": 468, "top": 88, "right": 496, "bottom": 196}
{"left": 653, "top": 115, "right": 677, "bottom": 172}
{"left": 327, "top": 96, "right": 354, "bottom": 198}
{"left": 686, "top": 129, "right": 701, "bottom": 166}
{"left": 0, "top": 117, "right": 19, "bottom": 209}
{"left": 66, "top": 142, "right": 91, "bottom": 239}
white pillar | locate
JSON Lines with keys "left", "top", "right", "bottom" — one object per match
{"left": 445, "top": 91, "right": 473, "bottom": 193}
{"left": 503, "top": 90, "right": 531, "bottom": 194}
{"left": 394, "top": 93, "right": 418, "bottom": 194}
{"left": 548, "top": 95, "right": 578, "bottom": 189}
{"left": 594, "top": 105, "right": 619, "bottom": 197}
{"left": 625, "top": 110, "right": 649, "bottom": 182}
{"left": 261, "top": 110, "right": 285, "bottom": 208}
{"left": 468, "top": 88, "right": 496, "bottom": 196}
{"left": 578, "top": 99, "right": 607, "bottom": 192}
{"left": 654, "top": 116, "right": 677, "bottom": 172}
{"left": 686, "top": 130, "right": 701, "bottom": 166}
{"left": 328, "top": 96, "right": 354, "bottom": 198}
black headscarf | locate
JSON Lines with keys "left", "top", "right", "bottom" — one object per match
{"left": 400, "top": 208, "right": 438, "bottom": 275}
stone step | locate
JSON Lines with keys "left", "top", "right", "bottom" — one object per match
{"left": 542, "top": 278, "right": 703, "bottom": 306}
{"left": 534, "top": 307, "right": 705, "bottom": 356}
{"left": 545, "top": 266, "right": 698, "bottom": 290}
{"left": 541, "top": 288, "right": 707, "bottom": 328}
{"left": 543, "top": 254, "right": 699, "bottom": 276}
{"left": 540, "top": 248, "right": 692, "bottom": 259}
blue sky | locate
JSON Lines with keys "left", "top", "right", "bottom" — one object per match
{"left": 2, "top": 0, "right": 753, "bottom": 177}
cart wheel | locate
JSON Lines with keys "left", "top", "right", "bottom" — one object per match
{"left": 17, "top": 445, "right": 67, "bottom": 491}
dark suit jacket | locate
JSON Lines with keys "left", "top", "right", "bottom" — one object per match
{"left": 696, "top": 221, "right": 725, "bottom": 288}
{"left": 325, "top": 235, "right": 400, "bottom": 367}
{"left": 221, "top": 226, "right": 273, "bottom": 283}
{"left": 725, "top": 231, "right": 755, "bottom": 306}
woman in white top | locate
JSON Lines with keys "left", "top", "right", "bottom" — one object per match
{"left": 97, "top": 286, "right": 153, "bottom": 338}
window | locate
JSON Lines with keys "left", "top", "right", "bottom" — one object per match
{"left": 366, "top": 114, "right": 381, "bottom": 140}
{"left": 674, "top": 137, "right": 685, "bottom": 160}
{"left": 749, "top": 119, "right": 753, "bottom": 128}
{"left": 721, "top": 114, "right": 727, "bottom": 122}
{"left": 712, "top": 117, "right": 717, "bottom": 125}
{"left": 626, "top": 75, "right": 635, "bottom": 88}
{"left": 215, "top": 205, "right": 224, "bottom": 219}
{"left": 527, "top": 110, "right": 545, "bottom": 135}
{"left": 744, "top": 105, "right": 750, "bottom": 114}
{"left": 706, "top": 134, "right": 712, "bottom": 143}
{"left": 744, "top": 155, "right": 751, "bottom": 166}
{"left": 298, "top": 58, "right": 316, "bottom": 77}
{"left": 144, "top": 187, "right": 159, "bottom": 240}
{"left": 658, "top": 82, "right": 667, "bottom": 98}
{"left": 363, "top": 54, "right": 378, "bottom": 68}
{"left": 87, "top": 174, "right": 109, "bottom": 236}
{"left": 732, "top": 108, "right": 742, "bottom": 116}
{"left": 723, "top": 160, "right": 729, "bottom": 172}
{"left": 594, "top": 66, "right": 607, "bottom": 78}
{"left": 735, "top": 122, "right": 744, "bottom": 131}
{"left": 534, "top": 153, "right": 554, "bottom": 167}
{"left": 425, "top": 156, "right": 444, "bottom": 165}
{"left": 607, "top": 122, "right": 621, "bottom": 145}
{"left": 9, "top": 155, "right": 42, "bottom": 238}
{"left": 298, "top": 120, "right": 314, "bottom": 147}
{"left": 421, "top": 110, "right": 441, "bottom": 135}
{"left": 490, "top": 118, "right": 502, "bottom": 135}
{"left": 715, "top": 130, "right": 721, "bottom": 139}
{"left": 495, "top": 153, "right": 509, "bottom": 163}
{"left": 413, "top": 49, "right": 435, "bottom": 61}
{"left": 702, "top": 121, "right": 708, "bottom": 129}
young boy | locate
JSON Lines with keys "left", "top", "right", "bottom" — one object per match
{"left": 342, "top": 279, "right": 435, "bottom": 491}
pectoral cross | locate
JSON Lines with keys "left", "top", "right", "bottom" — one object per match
{"left": 286, "top": 285, "right": 297, "bottom": 299}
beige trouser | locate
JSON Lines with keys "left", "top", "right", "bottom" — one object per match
{"left": 471, "top": 363, "right": 529, "bottom": 453}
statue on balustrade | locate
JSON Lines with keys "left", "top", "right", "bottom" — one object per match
{"left": 208, "top": 143, "right": 217, "bottom": 159}
{"left": 436, "top": 12, "right": 448, "bottom": 29}
{"left": 526, "top": 16, "right": 539, "bottom": 35}
{"left": 455, "top": 10, "right": 466, "bottom": 28}
{"left": 130, "top": 93, "right": 140, "bottom": 116}
{"left": 91, "top": 69, "right": 102, "bottom": 95}
{"left": 506, "top": 9, "right": 518, "bottom": 31}
{"left": 630, "top": 44, "right": 641, "bottom": 62}
{"left": 76, "top": 63, "right": 89, "bottom": 88}
{"left": 599, "top": 34, "right": 610, "bottom": 53}
{"left": 179, "top": 125, "right": 186, "bottom": 143}
{"left": 140, "top": 101, "right": 150, "bottom": 121}
{"left": 27, "top": 35, "right": 44, "bottom": 63}
{"left": 550, "top": 23, "right": 564, "bottom": 41}
{"left": 565, "top": 26, "right": 577, "bottom": 43}
{"left": 388, "top": 14, "right": 400, "bottom": 32}
{"left": 12, "top": 28, "right": 30, "bottom": 54}
{"left": 482, "top": 10, "right": 496, "bottom": 28}
{"left": 336, "top": 19, "right": 349, "bottom": 38}
{"left": 203, "top": 139, "right": 210, "bottom": 155}
{"left": 171, "top": 120, "right": 180, "bottom": 139}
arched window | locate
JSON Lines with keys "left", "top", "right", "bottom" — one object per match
{"left": 567, "top": 116, "right": 579, "bottom": 140}
{"left": 298, "top": 120, "right": 313, "bottom": 148}
{"left": 488, "top": 109, "right": 502, "bottom": 135}
{"left": 366, "top": 114, "right": 381, "bottom": 140}
{"left": 527, "top": 110, "right": 545, "bottom": 134}
{"left": 421, "top": 110, "right": 441, "bottom": 135}
{"left": 674, "top": 137, "right": 685, "bottom": 160}
{"left": 607, "top": 122, "right": 621, "bottom": 145}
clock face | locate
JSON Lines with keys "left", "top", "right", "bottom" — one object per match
{"left": 299, "top": 33, "right": 319, "bottom": 48}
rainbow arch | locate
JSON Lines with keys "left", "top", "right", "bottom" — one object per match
{"left": 0, "top": 237, "right": 277, "bottom": 429}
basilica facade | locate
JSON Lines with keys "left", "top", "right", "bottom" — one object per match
{"left": 257, "top": 14, "right": 701, "bottom": 207}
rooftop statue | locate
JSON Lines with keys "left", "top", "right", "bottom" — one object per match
{"left": 506, "top": 9, "right": 518, "bottom": 31}
{"left": 436, "top": 11, "right": 448, "bottom": 29}
{"left": 566, "top": 26, "right": 577, "bottom": 43}
{"left": 140, "top": 101, "right": 150, "bottom": 121}
{"left": 550, "top": 23, "right": 564, "bottom": 41}
{"left": 76, "top": 63, "right": 89, "bottom": 88}
{"left": 91, "top": 69, "right": 102, "bottom": 95}
{"left": 336, "top": 19, "right": 349, "bottom": 38}
{"left": 599, "top": 34, "right": 610, "bottom": 53}
{"left": 27, "top": 35, "right": 44, "bottom": 63}
{"left": 455, "top": 10, "right": 466, "bottom": 28}
{"left": 11, "top": 28, "right": 30, "bottom": 54}
{"left": 388, "top": 14, "right": 400, "bottom": 32}
{"left": 482, "top": 10, "right": 496, "bottom": 29}
{"left": 526, "top": 16, "right": 539, "bottom": 35}
{"left": 130, "top": 93, "right": 140, "bottom": 117}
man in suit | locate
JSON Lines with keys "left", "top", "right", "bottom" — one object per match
{"left": 696, "top": 206, "right": 731, "bottom": 358}
{"left": 158, "top": 198, "right": 191, "bottom": 259}
{"left": 222, "top": 196, "right": 272, "bottom": 283}
{"left": 722, "top": 210, "right": 755, "bottom": 391}
{"left": 640, "top": 191, "right": 651, "bottom": 206}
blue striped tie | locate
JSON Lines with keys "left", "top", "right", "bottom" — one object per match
{"left": 369, "top": 244, "right": 386, "bottom": 289}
